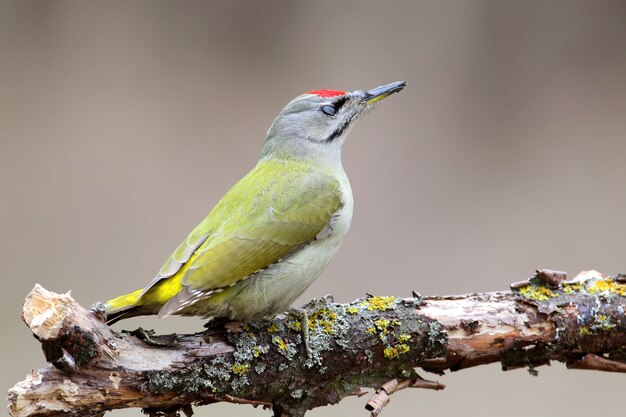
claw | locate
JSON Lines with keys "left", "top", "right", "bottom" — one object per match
{"left": 287, "top": 308, "right": 311, "bottom": 357}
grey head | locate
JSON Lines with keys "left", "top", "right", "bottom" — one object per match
{"left": 261, "top": 81, "right": 407, "bottom": 164}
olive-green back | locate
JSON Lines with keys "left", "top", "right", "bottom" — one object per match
{"left": 143, "top": 158, "right": 343, "bottom": 315}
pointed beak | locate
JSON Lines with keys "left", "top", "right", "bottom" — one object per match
{"left": 363, "top": 81, "right": 407, "bottom": 105}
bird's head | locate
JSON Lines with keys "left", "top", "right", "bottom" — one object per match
{"left": 262, "top": 81, "right": 406, "bottom": 164}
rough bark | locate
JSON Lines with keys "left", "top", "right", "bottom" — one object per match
{"left": 7, "top": 270, "right": 626, "bottom": 417}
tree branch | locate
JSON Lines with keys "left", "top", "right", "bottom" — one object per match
{"left": 7, "top": 270, "right": 626, "bottom": 417}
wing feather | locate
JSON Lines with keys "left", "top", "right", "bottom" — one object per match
{"left": 139, "top": 230, "right": 210, "bottom": 297}
{"left": 155, "top": 159, "right": 343, "bottom": 316}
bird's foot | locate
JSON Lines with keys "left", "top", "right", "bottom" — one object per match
{"left": 285, "top": 307, "right": 311, "bottom": 358}
{"left": 203, "top": 316, "right": 230, "bottom": 330}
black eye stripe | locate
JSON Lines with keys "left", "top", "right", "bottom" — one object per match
{"left": 334, "top": 97, "right": 347, "bottom": 109}
{"left": 320, "top": 97, "right": 347, "bottom": 117}
{"left": 324, "top": 116, "right": 353, "bottom": 143}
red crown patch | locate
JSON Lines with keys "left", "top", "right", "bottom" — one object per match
{"left": 305, "top": 89, "right": 346, "bottom": 98}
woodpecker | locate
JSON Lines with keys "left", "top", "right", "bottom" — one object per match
{"left": 105, "top": 81, "right": 406, "bottom": 324}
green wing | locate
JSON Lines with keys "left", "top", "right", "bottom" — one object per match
{"left": 154, "top": 158, "right": 343, "bottom": 317}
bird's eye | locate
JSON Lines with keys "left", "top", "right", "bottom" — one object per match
{"left": 321, "top": 105, "right": 336, "bottom": 116}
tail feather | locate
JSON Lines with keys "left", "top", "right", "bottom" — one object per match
{"left": 105, "top": 288, "right": 148, "bottom": 325}
{"left": 106, "top": 306, "right": 144, "bottom": 325}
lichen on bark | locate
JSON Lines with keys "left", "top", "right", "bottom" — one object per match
{"left": 8, "top": 271, "right": 626, "bottom": 417}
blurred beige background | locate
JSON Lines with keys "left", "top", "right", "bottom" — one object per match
{"left": 2, "top": 1, "right": 626, "bottom": 416}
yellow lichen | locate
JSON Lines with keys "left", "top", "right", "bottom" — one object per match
{"left": 579, "top": 327, "right": 592, "bottom": 336}
{"left": 519, "top": 285, "right": 556, "bottom": 301}
{"left": 374, "top": 319, "right": 391, "bottom": 332}
{"left": 361, "top": 296, "right": 396, "bottom": 311}
{"left": 375, "top": 321, "right": 389, "bottom": 340}
{"left": 383, "top": 343, "right": 410, "bottom": 359}
{"left": 563, "top": 283, "right": 583, "bottom": 294}
{"left": 273, "top": 336, "right": 287, "bottom": 351}
{"left": 596, "top": 314, "right": 614, "bottom": 330}
{"left": 366, "top": 327, "right": 376, "bottom": 335}
{"left": 267, "top": 323, "right": 279, "bottom": 333}
{"left": 383, "top": 347, "right": 397, "bottom": 358}
{"left": 346, "top": 307, "right": 359, "bottom": 315}
{"left": 288, "top": 320, "right": 302, "bottom": 332}
{"left": 398, "top": 334, "right": 411, "bottom": 343}
{"left": 308, "top": 308, "right": 337, "bottom": 335}
{"left": 231, "top": 363, "right": 250, "bottom": 376}
{"left": 588, "top": 279, "right": 626, "bottom": 297}
{"left": 253, "top": 346, "right": 263, "bottom": 358}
